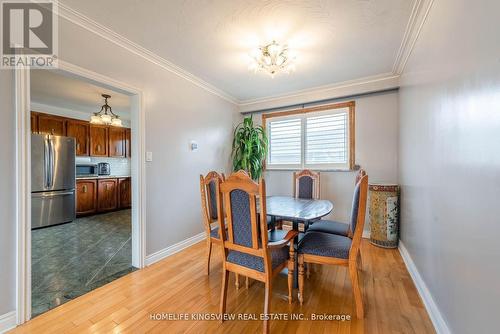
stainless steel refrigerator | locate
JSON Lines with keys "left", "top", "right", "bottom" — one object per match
{"left": 31, "top": 134, "right": 76, "bottom": 229}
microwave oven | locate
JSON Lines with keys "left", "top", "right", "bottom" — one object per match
{"left": 76, "top": 164, "right": 98, "bottom": 177}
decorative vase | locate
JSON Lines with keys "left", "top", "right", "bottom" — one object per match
{"left": 368, "top": 184, "right": 400, "bottom": 248}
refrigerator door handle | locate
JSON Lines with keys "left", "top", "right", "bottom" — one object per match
{"left": 44, "top": 135, "right": 50, "bottom": 188}
{"left": 49, "top": 136, "right": 55, "bottom": 188}
{"left": 32, "top": 190, "right": 75, "bottom": 198}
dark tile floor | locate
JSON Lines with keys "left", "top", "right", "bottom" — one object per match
{"left": 31, "top": 209, "right": 136, "bottom": 317}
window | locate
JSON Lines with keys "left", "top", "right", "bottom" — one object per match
{"left": 263, "top": 102, "right": 355, "bottom": 170}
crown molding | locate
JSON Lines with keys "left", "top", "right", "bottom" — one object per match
{"left": 392, "top": 0, "right": 435, "bottom": 74}
{"left": 238, "top": 73, "right": 400, "bottom": 112}
{"left": 56, "top": 2, "right": 239, "bottom": 105}
{"left": 239, "top": 72, "right": 398, "bottom": 106}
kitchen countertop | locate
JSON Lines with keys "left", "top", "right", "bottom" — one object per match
{"left": 76, "top": 175, "right": 131, "bottom": 180}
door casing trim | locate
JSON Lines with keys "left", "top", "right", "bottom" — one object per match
{"left": 14, "top": 60, "right": 147, "bottom": 324}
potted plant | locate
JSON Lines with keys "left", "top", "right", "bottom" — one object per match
{"left": 231, "top": 116, "right": 268, "bottom": 180}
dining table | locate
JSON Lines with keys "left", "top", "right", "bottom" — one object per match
{"left": 265, "top": 195, "right": 334, "bottom": 287}
{"left": 266, "top": 195, "right": 334, "bottom": 231}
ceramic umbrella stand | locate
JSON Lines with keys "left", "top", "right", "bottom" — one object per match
{"left": 368, "top": 184, "right": 400, "bottom": 248}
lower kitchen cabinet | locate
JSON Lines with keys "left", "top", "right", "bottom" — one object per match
{"left": 118, "top": 178, "right": 132, "bottom": 209}
{"left": 97, "top": 179, "right": 118, "bottom": 212}
{"left": 76, "top": 180, "right": 97, "bottom": 216}
{"left": 76, "top": 177, "right": 131, "bottom": 217}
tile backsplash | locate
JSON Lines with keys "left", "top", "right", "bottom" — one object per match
{"left": 75, "top": 156, "right": 131, "bottom": 176}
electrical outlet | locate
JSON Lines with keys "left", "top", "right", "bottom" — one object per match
{"left": 146, "top": 151, "right": 153, "bottom": 162}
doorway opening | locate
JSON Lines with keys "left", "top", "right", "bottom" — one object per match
{"left": 15, "top": 61, "right": 146, "bottom": 323}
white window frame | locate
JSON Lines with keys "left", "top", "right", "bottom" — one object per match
{"left": 263, "top": 101, "right": 355, "bottom": 171}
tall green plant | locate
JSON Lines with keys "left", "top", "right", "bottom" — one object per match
{"left": 231, "top": 116, "right": 268, "bottom": 180}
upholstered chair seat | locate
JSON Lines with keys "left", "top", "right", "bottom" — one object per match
{"left": 227, "top": 247, "right": 289, "bottom": 272}
{"left": 298, "top": 231, "right": 351, "bottom": 259}
{"left": 307, "top": 220, "right": 349, "bottom": 236}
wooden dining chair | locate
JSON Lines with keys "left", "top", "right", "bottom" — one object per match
{"left": 216, "top": 171, "right": 298, "bottom": 334}
{"left": 293, "top": 169, "right": 320, "bottom": 200}
{"left": 308, "top": 169, "right": 367, "bottom": 238}
{"left": 199, "top": 171, "right": 225, "bottom": 275}
{"left": 298, "top": 174, "right": 369, "bottom": 319}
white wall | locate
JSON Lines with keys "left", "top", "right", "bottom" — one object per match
{"left": 0, "top": 70, "right": 17, "bottom": 316}
{"left": 254, "top": 91, "right": 399, "bottom": 229}
{"left": 398, "top": 0, "right": 500, "bottom": 333}
{"left": 0, "top": 15, "right": 238, "bottom": 316}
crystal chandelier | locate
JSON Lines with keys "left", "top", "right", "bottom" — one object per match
{"left": 249, "top": 40, "right": 296, "bottom": 77}
{"left": 90, "top": 94, "right": 122, "bottom": 127}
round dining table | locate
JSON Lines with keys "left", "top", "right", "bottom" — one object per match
{"left": 265, "top": 196, "right": 334, "bottom": 287}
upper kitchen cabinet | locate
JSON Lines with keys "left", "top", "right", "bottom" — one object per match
{"left": 37, "top": 113, "right": 66, "bottom": 136}
{"left": 90, "top": 125, "right": 109, "bottom": 157}
{"left": 30, "top": 112, "right": 131, "bottom": 158}
{"left": 125, "top": 128, "right": 131, "bottom": 157}
{"left": 109, "top": 127, "right": 126, "bottom": 157}
{"left": 66, "top": 120, "right": 90, "bottom": 156}
{"left": 31, "top": 113, "right": 38, "bottom": 133}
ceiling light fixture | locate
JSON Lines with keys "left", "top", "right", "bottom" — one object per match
{"left": 90, "top": 94, "right": 122, "bottom": 127}
{"left": 249, "top": 40, "right": 296, "bottom": 78}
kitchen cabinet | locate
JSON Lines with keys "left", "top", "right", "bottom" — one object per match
{"left": 118, "top": 178, "right": 131, "bottom": 209}
{"left": 30, "top": 112, "right": 131, "bottom": 158}
{"left": 125, "top": 128, "right": 131, "bottom": 157}
{"left": 97, "top": 179, "right": 118, "bottom": 212}
{"left": 90, "top": 125, "right": 109, "bottom": 157}
{"left": 109, "top": 127, "right": 125, "bottom": 157}
{"left": 76, "top": 177, "right": 130, "bottom": 217}
{"left": 66, "top": 120, "right": 90, "bottom": 156}
{"left": 37, "top": 114, "right": 66, "bottom": 136}
{"left": 76, "top": 180, "right": 97, "bottom": 216}
{"left": 31, "top": 113, "right": 38, "bottom": 133}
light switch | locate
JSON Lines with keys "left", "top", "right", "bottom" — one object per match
{"left": 146, "top": 151, "right": 153, "bottom": 162}
{"left": 190, "top": 141, "right": 198, "bottom": 151}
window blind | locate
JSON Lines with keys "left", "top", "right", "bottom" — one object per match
{"left": 268, "top": 118, "right": 301, "bottom": 165}
{"left": 305, "top": 112, "right": 348, "bottom": 165}
{"left": 264, "top": 103, "right": 353, "bottom": 170}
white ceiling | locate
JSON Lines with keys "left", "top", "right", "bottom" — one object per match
{"left": 60, "top": 0, "right": 415, "bottom": 102}
{"left": 31, "top": 69, "right": 131, "bottom": 120}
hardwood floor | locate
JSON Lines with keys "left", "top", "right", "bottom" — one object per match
{"left": 10, "top": 239, "right": 435, "bottom": 333}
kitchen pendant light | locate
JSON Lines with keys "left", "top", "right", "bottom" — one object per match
{"left": 91, "top": 94, "right": 122, "bottom": 126}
